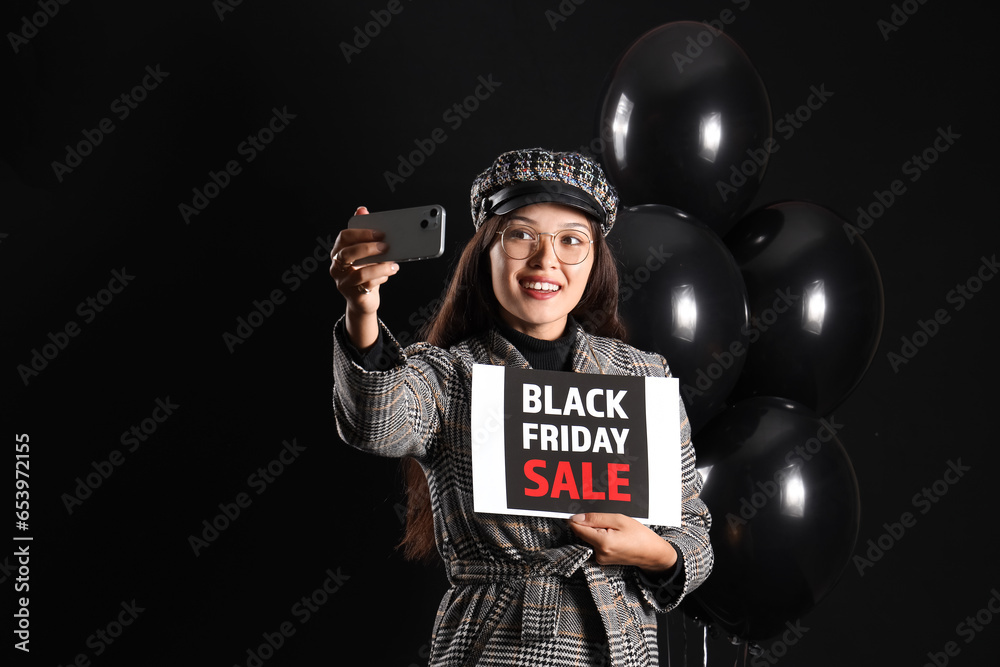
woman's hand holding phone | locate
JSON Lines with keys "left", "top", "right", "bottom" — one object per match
{"left": 330, "top": 206, "right": 400, "bottom": 350}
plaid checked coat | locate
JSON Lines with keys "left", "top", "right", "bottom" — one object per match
{"left": 333, "top": 317, "right": 713, "bottom": 666}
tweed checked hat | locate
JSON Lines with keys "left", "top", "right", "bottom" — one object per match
{"left": 470, "top": 148, "right": 619, "bottom": 236}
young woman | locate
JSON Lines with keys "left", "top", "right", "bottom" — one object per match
{"left": 330, "top": 148, "right": 712, "bottom": 666}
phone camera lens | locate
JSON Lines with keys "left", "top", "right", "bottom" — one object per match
{"left": 421, "top": 219, "right": 429, "bottom": 229}
{"left": 430, "top": 208, "right": 438, "bottom": 217}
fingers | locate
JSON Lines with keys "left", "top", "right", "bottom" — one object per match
{"left": 353, "top": 262, "right": 399, "bottom": 290}
{"left": 567, "top": 515, "right": 613, "bottom": 544}
{"left": 568, "top": 513, "right": 630, "bottom": 550}
{"left": 331, "top": 242, "right": 387, "bottom": 272}
{"left": 331, "top": 207, "right": 397, "bottom": 310}
{"left": 330, "top": 208, "right": 387, "bottom": 279}
{"left": 568, "top": 514, "right": 618, "bottom": 544}
{"left": 336, "top": 261, "right": 399, "bottom": 290}
{"left": 569, "top": 513, "right": 628, "bottom": 529}
{"left": 567, "top": 513, "right": 677, "bottom": 570}
{"left": 331, "top": 237, "right": 387, "bottom": 268}
{"left": 336, "top": 262, "right": 399, "bottom": 310}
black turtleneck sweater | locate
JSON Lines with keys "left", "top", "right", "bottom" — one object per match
{"left": 493, "top": 318, "right": 577, "bottom": 371}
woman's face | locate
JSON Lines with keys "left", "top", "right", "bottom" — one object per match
{"left": 489, "top": 202, "right": 596, "bottom": 341}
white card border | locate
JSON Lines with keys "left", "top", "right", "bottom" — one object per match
{"left": 645, "top": 376, "right": 681, "bottom": 526}
{"left": 471, "top": 364, "right": 508, "bottom": 515}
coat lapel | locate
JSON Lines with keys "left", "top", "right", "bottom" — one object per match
{"left": 484, "top": 328, "right": 530, "bottom": 368}
{"left": 570, "top": 324, "right": 609, "bottom": 375}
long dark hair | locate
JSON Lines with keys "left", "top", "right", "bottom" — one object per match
{"left": 398, "top": 210, "right": 627, "bottom": 562}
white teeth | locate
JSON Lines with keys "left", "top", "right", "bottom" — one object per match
{"left": 521, "top": 281, "right": 560, "bottom": 292}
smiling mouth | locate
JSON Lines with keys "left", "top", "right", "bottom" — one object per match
{"left": 520, "top": 280, "right": 561, "bottom": 292}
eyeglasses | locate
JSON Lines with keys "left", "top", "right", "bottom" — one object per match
{"left": 496, "top": 225, "right": 594, "bottom": 265}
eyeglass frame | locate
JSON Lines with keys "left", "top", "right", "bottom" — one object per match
{"left": 494, "top": 224, "right": 595, "bottom": 265}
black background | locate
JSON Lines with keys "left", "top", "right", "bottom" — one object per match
{"left": 3, "top": 1, "right": 998, "bottom": 665}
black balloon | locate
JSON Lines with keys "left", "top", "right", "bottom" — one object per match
{"left": 610, "top": 205, "right": 748, "bottom": 434}
{"left": 724, "top": 201, "right": 884, "bottom": 416}
{"left": 682, "top": 397, "right": 861, "bottom": 641}
{"left": 596, "top": 22, "right": 772, "bottom": 236}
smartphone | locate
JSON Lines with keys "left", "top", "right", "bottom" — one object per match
{"left": 347, "top": 205, "right": 446, "bottom": 264}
